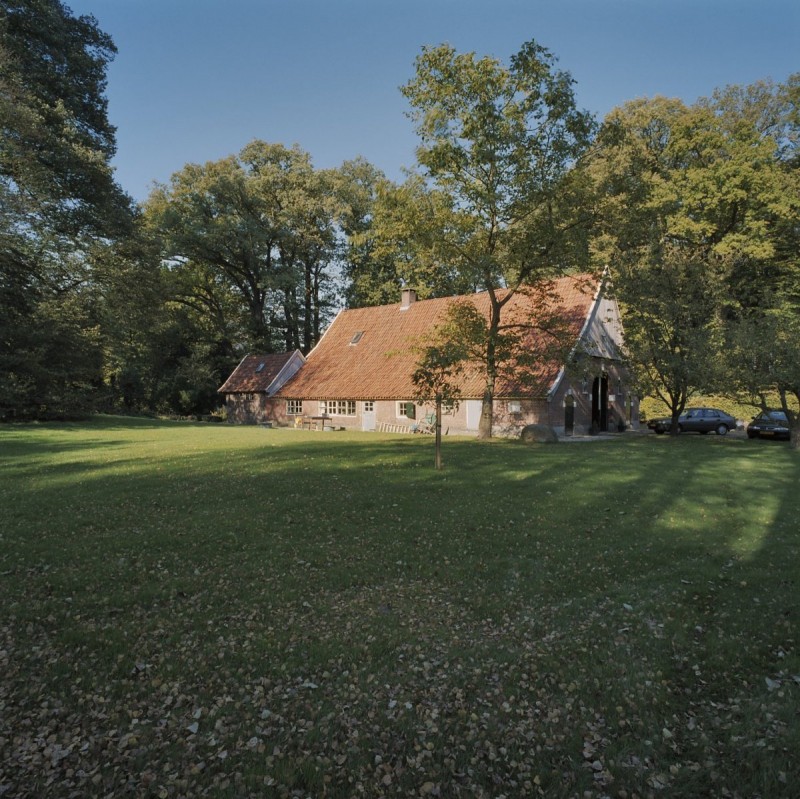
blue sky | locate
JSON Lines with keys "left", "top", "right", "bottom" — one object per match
{"left": 68, "top": 0, "right": 799, "bottom": 203}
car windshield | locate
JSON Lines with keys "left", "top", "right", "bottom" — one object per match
{"left": 767, "top": 411, "right": 788, "bottom": 422}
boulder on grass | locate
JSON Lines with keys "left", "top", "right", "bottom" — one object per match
{"left": 520, "top": 424, "right": 559, "bottom": 444}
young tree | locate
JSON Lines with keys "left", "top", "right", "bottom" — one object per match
{"left": 401, "top": 41, "right": 596, "bottom": 437}
{"left": 411, "top": 330, "right": 467, "bottom": 470}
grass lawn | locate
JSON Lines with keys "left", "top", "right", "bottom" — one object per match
{"left": 1, "top": 417, "right": 798, "bottom": 798}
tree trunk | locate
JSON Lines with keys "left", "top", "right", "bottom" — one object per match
{"left": 791, "top": 419, "right": 800, "bottom": 451}
{"left": 477, "top": 301, "right": 501, "bottom": 440}
{"left": 303, "top": 261, "right": 313, "bottom": 353}
{"left": 669, "top": 408, "right": 681, "bottom": 437}
{"left": 435, "top": 397, "right": 443, "bottom": 470}
{"left": 477, "top": 390, "right": 493, "bottom": 439}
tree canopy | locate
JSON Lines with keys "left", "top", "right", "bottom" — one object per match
{"left": 400, "top": 40, "right": 596, "bottom": 437}
{"left": 0, "top": 0, "right": 133, "bottom": 419}
{"left": 590, "top": 83, "right": 799, "bottom": 443}
{"left": 145, "top": 141, "right": 342, "bottom": 356}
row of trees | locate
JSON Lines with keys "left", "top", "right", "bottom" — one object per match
{"left": 2, "top": 1, "right": 798, "bottom": 446}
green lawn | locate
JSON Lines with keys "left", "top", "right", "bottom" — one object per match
{"left": 1, "top": 417, "right": 798, "bottom": 798}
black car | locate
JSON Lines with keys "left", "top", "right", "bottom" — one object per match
{"left": 746, "top": 409, "right": 791, "bottom": 441}
{"left": 648, "top": 407, "right": 737, "bottom": 436}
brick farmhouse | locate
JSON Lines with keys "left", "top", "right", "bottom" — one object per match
{"left": 219, "top": 274, "right": 638, "bottom": 437}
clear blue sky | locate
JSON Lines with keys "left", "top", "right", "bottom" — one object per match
{"left": 68, "top": 0, "right": 799, "bottom": 203}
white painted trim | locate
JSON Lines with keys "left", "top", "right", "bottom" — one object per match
{"left": 267, "top": 349, "right": 307, "bottom": 396}
{"left": 548, "top": 276, "right": 604, "bottom": 399}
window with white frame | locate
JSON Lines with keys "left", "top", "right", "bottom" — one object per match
{"left": 508, "top": 400, "right": 521, "bottom": 414}
{"left": 396, "top": 401, "right": 416, "bottom": 420}
{"left": 286, "top": 399, "right": 303, "bottom": 415}
{"left": 320, "top": 400, "right": 356, "bottom": 416}
{"left": 363, "top": 401, "right": 375, "bottom": 413}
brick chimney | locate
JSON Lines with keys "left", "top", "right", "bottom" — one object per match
{"left": 400, "top": 288, "right": 417, "bottom": 310}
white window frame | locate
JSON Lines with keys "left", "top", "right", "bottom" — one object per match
{"left": 396, "top": 401, "right": 416, "bottom": 420}
{"left": 508, "top": 400, "right": 522, "bottom": 414}
{"left": 320, "top": 400, "right": 356, "bottom": 417}
{"left": 286, "top": 399, "right": 303, "bottom": 415}
{"left": 363, "top": 401, "right": 375, "bottom": 413}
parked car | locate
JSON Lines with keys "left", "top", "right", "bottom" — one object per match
{"left": 648, "top": 407, "right": 737, "bottom": 436}
{"left": 746, "top": 409, "right": 791, "bottom": 441}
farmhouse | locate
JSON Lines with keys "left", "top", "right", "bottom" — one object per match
{"left": 218, "top": 350, "right": 305, "bottom": 424}
{"left": 219, "top": 274, "right": 638, "bottom": 436}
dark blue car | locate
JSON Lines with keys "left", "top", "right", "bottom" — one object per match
{"left": 648, "top": 407, "right": 737, "bottom": 436}
{"left": 746, "top": 410, "right": 791, "bottom": 441}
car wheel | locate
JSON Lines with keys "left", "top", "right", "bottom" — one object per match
{"left": 716, "top": 424, "right": 729, "bottom": 436}
{"left": 655, "top": 428, "right": 665, "bottom": 435}
{"left": 700, "top": 430, "right": 708, "bottom": 435}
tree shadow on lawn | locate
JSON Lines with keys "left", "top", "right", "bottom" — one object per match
{"left": 3, "top": 426, "right": 799, "bottom": 798}
{"left": 7, "top": 429, "right": 796, "bottom": 611}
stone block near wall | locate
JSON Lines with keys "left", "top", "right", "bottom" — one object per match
{"left": 520, "top": 424, "right": 559, "bottom": 444}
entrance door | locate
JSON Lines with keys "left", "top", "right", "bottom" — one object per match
{"left": 361, "top": 401, "right": 376, "bottom": 431}
{"left": 592, "top": 375, "right": 609, "bottom": 432}
{"left": 465, "top": 400, "right": 482, "bottom": 431}
{"left": 564, "top": 395, "right": 575, "bottom": 436}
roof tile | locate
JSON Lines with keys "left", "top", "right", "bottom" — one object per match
{"left": 279, "top": 274, "right": 598, "bottom": 400}
{"left": 218, "top": 352, "right": 299, "bottom": 394}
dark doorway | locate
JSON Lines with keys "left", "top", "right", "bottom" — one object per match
{"left": 564, "top": 395, "right": 575, "bottom": 436}
{"left": 592, "top": 374, "right": 608, "bottom": 432}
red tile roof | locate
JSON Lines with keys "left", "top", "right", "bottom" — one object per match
{"left": 278, "top": 274, "right": 598, "bottom": 401}
{"left": 218, "top": 352, "right": 300, "bottom": 394}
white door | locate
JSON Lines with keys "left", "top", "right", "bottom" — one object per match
{"left": 466, "top": 400, "right": 482, "bottom": 431}
{"left": 361, "top": 402, "right": 376, "bottom": 431}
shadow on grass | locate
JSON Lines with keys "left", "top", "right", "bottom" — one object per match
{"left": 4, "top": 423, "right": 797, "bottom": 604}
{"left": 2, "top": 419, "right": 799, "bottom": 798}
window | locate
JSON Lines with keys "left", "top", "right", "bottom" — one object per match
{"left": 397, "top": 401, "right": 416, "bottom": 420}
{"left": 255, "top": 362, "right": 265, "bottom": 373}
{"left": 320, "top": 400, "right": 356, "bottom": 416}
{"left": 286, "top": 399, "right": 303, "bottom": 415}
{"left": 363, "top": 401, "right": 375, "bottom": 413}
{"left": 508, "top": 400, "right": 521, "bottom": 414}
{"left": 349, "top": 331, "right": 364, "bottom": 345}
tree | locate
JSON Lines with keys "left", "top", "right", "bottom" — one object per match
{"left": 613, "top": 246, "right": 724, "bottom": 432}
{"left": 334, "top": 158, "right": 403, "bottom": 308}
{"left": 728, "top": 313, "right": 800, "bottom": 447}
{"left": 1, "top": 0, "right": 133, "bottom": 418}
{"left": 590, "top": 90, "right": 795, "bottom": 434}
{"left": 0, "top": 0, "right": 130, "bottom": 237}
{"left": 346, "top": 174, "right": 478, "bottom": 306}
{"left": 401, "top": 40, "right": 596, "bottom": 437}
{"left": 411, "top": 325, "right": 467, "bottom": 470}
{"left": 145, "top": 141, "right": 340, "bottom": 358}
{"left": 714, "top": 75, "right": 800, "bottom": 447}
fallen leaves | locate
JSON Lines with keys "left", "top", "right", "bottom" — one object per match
{"left": 2, "top": 424, "right": 799, "bottom": 797}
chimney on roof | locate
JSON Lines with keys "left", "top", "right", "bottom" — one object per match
{"left": 400, "top": 288, "right": 417, "bottom": 310}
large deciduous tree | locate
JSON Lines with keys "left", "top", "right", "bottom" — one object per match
{"left": 591, "top": 89, "right": 795, "bottom": 435}
{"left": 1, "top": 0, "right": 132, "bottom": 418}
{"left": 400, "top": 41, "right": 596, "bottom": 437}
{"left": 716, "top": 75, "right": 800, "bottom": 447}
{"left": 145, "top": 141, "right": 340, "bottom": 357}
